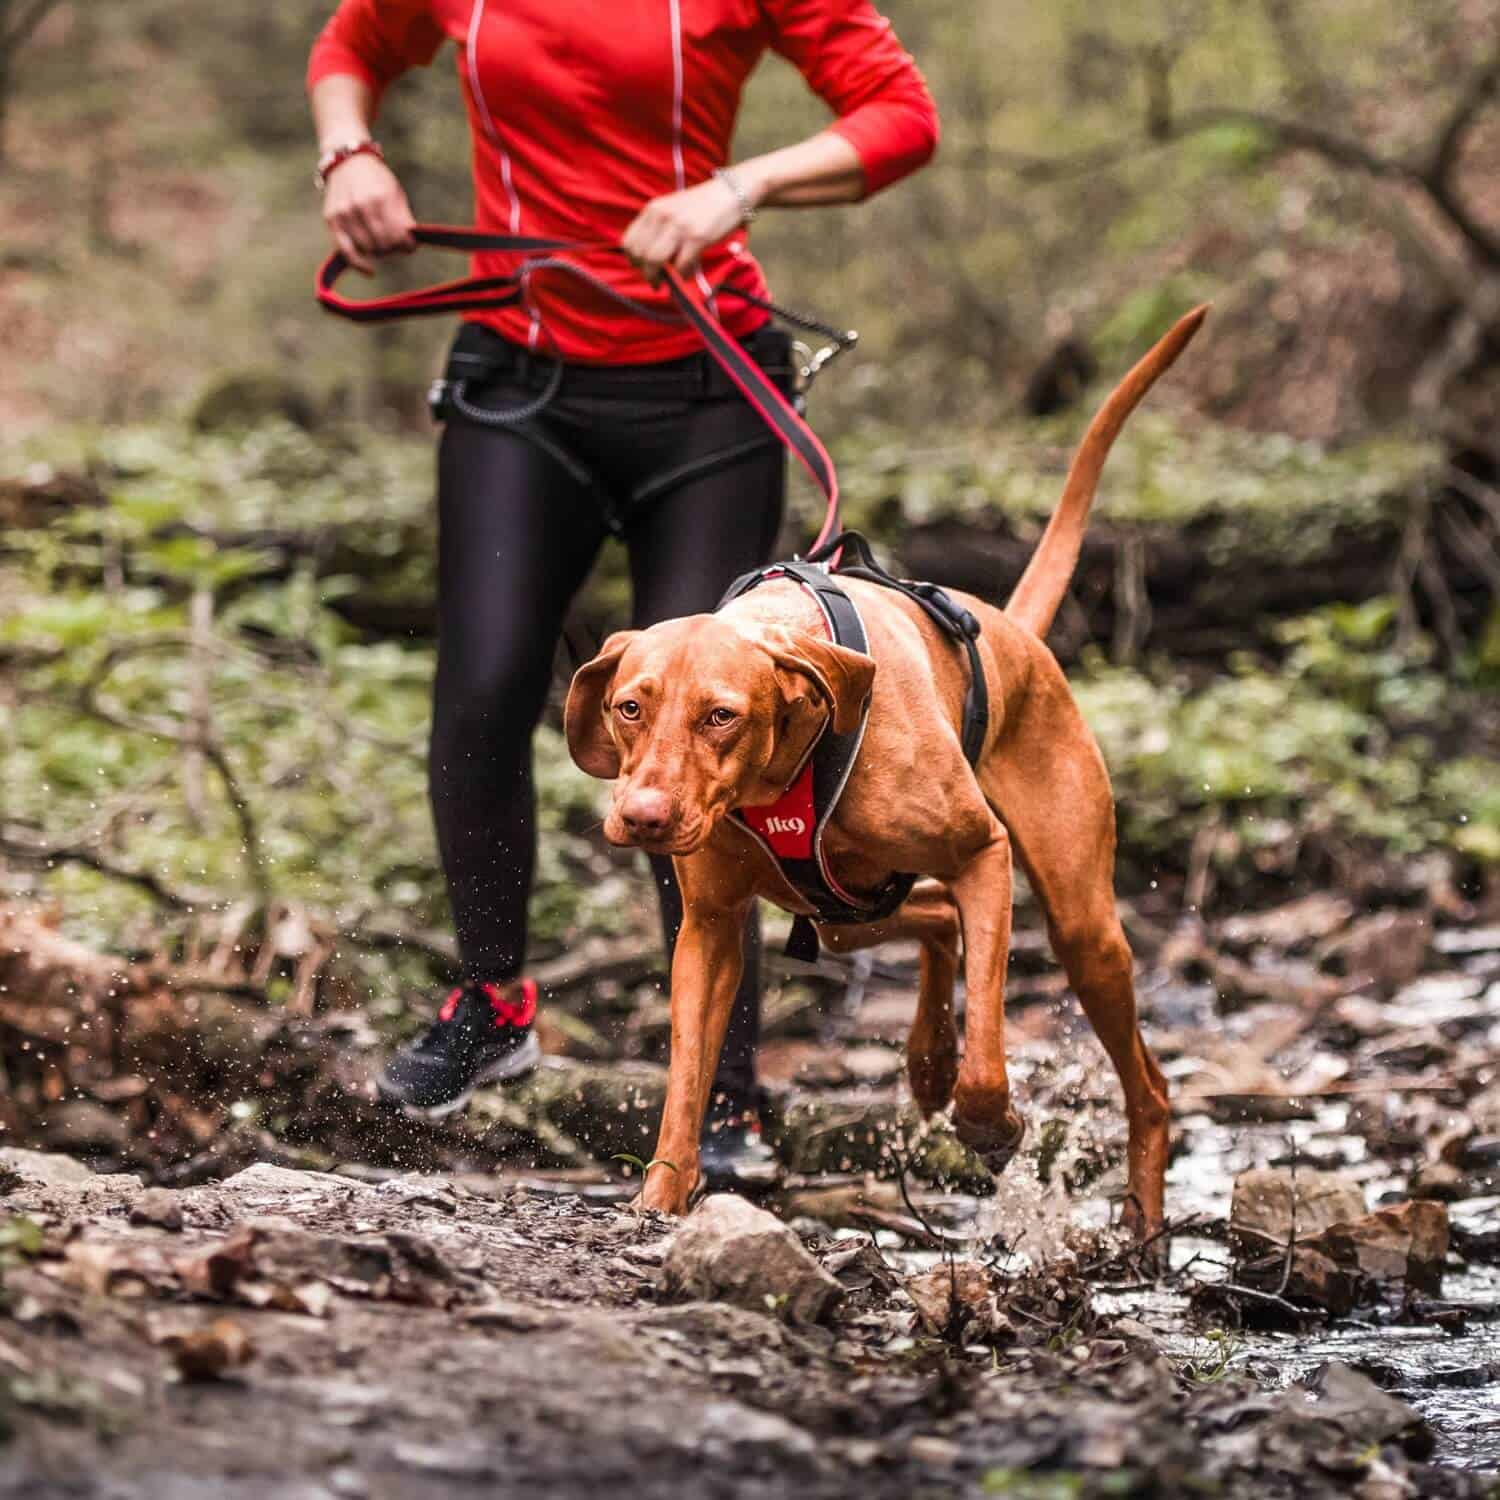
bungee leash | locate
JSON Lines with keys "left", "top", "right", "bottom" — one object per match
{"left": 315, "top": 225, "right": 854, "bottom": 554}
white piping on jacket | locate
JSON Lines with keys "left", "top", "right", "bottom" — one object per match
{"left": 666, "top": 0, "right": 718, "bottom": 308}
{"left": 467, "top": 0, "right": 541, "bottom": 347}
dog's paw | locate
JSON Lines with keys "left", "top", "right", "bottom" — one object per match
{"left": 954, "top": 1112, "right": 1026, "bottom": 1175}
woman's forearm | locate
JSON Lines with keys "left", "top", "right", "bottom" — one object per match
{"left": 733, "top": 131, "right": 866, "bottom": 211}
{"left": 622, "top": 129, "right": 866, "bottom": 280}
{"left": 311, "top": 73, "right": 377, "bottom": 150}
{"left": 310, "top": 73, "right": 415, "bottom": 272}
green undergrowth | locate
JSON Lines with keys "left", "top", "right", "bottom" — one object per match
{"left": 839, "top": 411, "right": 1436, "bottom": 563}
{"left": 0, "top": 420, "right": 1491, "bottom": 1015}
{"left": 1075, "top": 597, "right": 1496, "bottom": 882}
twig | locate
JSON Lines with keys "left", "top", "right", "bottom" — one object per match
{"left": 0, "top": 826, "right": 214, "bottom": 911}
{"left": 1276, "top": 1134, "right": 1298, "bottom": 1297}
{"left": 1076, "top": 1213, "right": 1210, "bottom": 1278}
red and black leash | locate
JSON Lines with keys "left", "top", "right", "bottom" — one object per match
{"left": 316, "top": 225, "right": 844, "bottom": 554}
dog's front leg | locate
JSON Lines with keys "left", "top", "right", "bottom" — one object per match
{"left": 641, "top": 894, "right": 747, "bottom": 1215}
{"left": 949, "top": 818, "right": 1026, "bottom": 1173}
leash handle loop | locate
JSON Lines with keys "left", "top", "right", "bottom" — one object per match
{"left": 316, "top": 224, "right": 841, "bottom": 551}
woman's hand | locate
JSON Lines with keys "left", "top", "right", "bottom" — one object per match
{"left": 622, "top": 174, "right": 754, "bottom": 285}
{"left": 322, "top": 153, "right": 417, "bottom": 275}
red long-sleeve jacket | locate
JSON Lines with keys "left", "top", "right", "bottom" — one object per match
{"left": 307, "top": 0, "right": 938, "bottom": 361}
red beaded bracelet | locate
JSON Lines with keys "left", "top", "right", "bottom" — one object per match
{"left": 315, "top": 139, "right": 384, "bottom": 191}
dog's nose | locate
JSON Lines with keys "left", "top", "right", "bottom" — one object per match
{"left": 619, "top": 788, "right": 675, "bottom": 841}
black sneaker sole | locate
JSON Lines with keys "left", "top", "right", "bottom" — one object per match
{"left": 377, "top": 1032, "right": 542, "bottom": 1121}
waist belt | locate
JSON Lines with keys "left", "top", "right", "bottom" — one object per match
{"left": 434, "top": 325, "right": 800, "bottom": 408}
{"left": 720, "top": 532, "right": 989, "bottom": 962}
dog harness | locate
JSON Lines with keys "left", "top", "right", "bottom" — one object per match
{"left": 720, "top": 532, "right": 989, "bottom": 962}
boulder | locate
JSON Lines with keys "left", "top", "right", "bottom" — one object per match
{"left": 1308, "top": 1200, "right": 1449, "bottom": 1296}
{"left": 1319, "top": 910, "right": 1430, "bottom": 991}
{"left": 1409, "top": 1161, "right": 1469, "bottom": 1202}
{"left": 1233, "top": 1245, "right": 1362, "bottom": 1319}
{"left": 130, "top": 1188, "right": 186, "bottom": 1232}
{"left": 1269, "top": 1361, "right": 1433, "bottom": 1460}
{"left": 0, "top": 1148, "right": 97, "bottom": 1188}
{"left": 41, "top": 1100, "right": 130, "bottom": 1155}
{"left": 660, "top": 1194, "right": 842, "bottom": 1325}
{"left": 1229, "top": 1167, "right": 1366, "bottom": 1255}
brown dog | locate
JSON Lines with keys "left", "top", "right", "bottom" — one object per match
{"left": 565, "top": 308, "right": 1206, "bottom": 1237}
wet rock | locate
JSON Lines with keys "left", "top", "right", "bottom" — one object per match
{"left": 818, "top": 1241, "right": 899, "bottom": 1297}
{"left": 1228, "top": 1245, "right": 1362, "bottom": 1321}
{"left": 1449, "top": 1134, "right": 1500, "bottom": 1170}
{"left": 780, "top": 1178, "right": 905, "bottom": 1230}
{"left": 1207, "top": 1092, "right": 1316, "bottom": 1124}
{"left": 504, "top": 1058, "right": 667, "bottom": 1163}
{"left": 0, "top": 1148, "right": 98, "bottom": 1188}
{"left": 129, "top": 1188, "right": 185, "bottom": 1232}
{"left": 1320, "top": 910, "right": 1431, "bottom": 991}
{"left": 1219, "top": 893, "right": 1354, "bottom": 951}
{"left": 1409, "top": 1162, "right": 1469, "bottom": 1202}
{"left": 1277, "top": 1361, "right": 1434, "bottom": 1459}
{"left": 1229, "top": 1167, "right": 1366, "bottom": 1255}
{"left": 660, "top": 1193, "right": 842, "bottom": 1325}
{"left": 1309, "top": 1200, "right": 1449, "bottom": 1296}
{"left": 41, "top": 1100, "right": 130, "bottom": 1155}
{"left": 770, "top": 1094, "right": 991, "bottom": 1190}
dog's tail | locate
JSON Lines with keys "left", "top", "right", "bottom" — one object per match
{"left": 1005, "top": 305, "right": 1208, "bottom": 639}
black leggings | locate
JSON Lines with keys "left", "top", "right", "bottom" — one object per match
{"left": 429, "top": 330, "right": 788, "bottom": 1097}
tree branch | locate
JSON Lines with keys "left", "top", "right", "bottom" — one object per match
{"left": 0, "top": 0, "right": 61, "bottom": 53}
{"left": 0, "top": 826, "right": 214, "bottom": 911}
{"left": 1429, "top": 49, "right": 1500, "bottom": 187}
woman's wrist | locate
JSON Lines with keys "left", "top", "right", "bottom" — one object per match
{"left": 713, "top": 166, "right": 760, "bottom": 226}
{"left": 316, "top": 138, "right": 384, "bottom": 190}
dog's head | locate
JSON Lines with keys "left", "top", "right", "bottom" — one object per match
{"left": 565, "top": 615, "right": 875, "bottom": 855}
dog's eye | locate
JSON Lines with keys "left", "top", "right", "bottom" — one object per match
{"left": 616, "top": 699, "right": 641, "bottom": 721}
{"left": 707, "top": 707, "right": 737, "bottom": 728}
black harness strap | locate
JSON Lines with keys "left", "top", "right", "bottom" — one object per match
{"left": 720, "top": 536, "right": 989, "bottom": 962}
{"left": 806, "top": 531, "right": 990, "bottom": 768}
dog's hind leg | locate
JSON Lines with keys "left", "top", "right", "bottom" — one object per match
{"left": 979, "top": 681, "right": 1170, "bottom": 1240}
{"left": 816, "top": 880, "right": 961, "bottom": 1116}
{"left": 945, "top": 821, "right": 1027, "bottom": 1173}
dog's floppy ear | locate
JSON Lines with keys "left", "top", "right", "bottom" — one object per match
{"left": 761, "top": 626, "right": 875, "bottom": 736}
{"left": 564, "top": 630, "right": 640, "bottom": 779}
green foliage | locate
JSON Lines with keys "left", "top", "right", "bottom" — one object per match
{"left": 1176, "top": 1328, "right": 1245, "bottom": 1384}
{"left": 1, "top": 421, "right": 623, "bottom": 1010}
{"left": 611, "top": 1154, "right": 677, "bottom": 1177}
{"left": 839, "top": 410, "right": 1434, "bottom": 566}
{"left": 981, "top": 1470, "right": 1142, "bottom": 1499}
{"left": 1, "top": 416, "right": 1491, "bottom": 1016}
{"left": 1077, "top": 598, "right": 1494, "bottom": 881}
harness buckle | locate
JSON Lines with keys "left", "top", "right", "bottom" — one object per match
{"left": 427, "top": 378, "right": 452, "bottom": 420}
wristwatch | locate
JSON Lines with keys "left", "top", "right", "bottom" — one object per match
{"left": 316, "top": 139, "right": 384, "bottom": 191}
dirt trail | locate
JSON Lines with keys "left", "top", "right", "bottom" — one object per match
{"left": 0, "top": 1151, "right": 1489, "bottom": 1500}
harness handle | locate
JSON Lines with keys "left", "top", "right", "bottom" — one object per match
{"left": 316, "top": 224, "right": 843, "bottom": 553}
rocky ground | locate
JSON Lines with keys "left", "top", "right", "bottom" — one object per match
{"left": 3, "top": 891, "right": 1500, "bottom": 1496}
{"left": 0, "top": 1150, "right": 1488, "bottom": 1500}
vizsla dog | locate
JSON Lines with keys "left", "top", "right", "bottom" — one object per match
{"left": 565, "top": 308, "right": 1206, "bottom": 1238}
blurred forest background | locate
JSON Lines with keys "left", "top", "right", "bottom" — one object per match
{"left": 0, "top": 0, "right": 1498, "bottom": 1173}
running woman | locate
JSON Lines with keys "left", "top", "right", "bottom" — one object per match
{"left": 308, "top": 0, "right": 938, "bottom": 1179}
